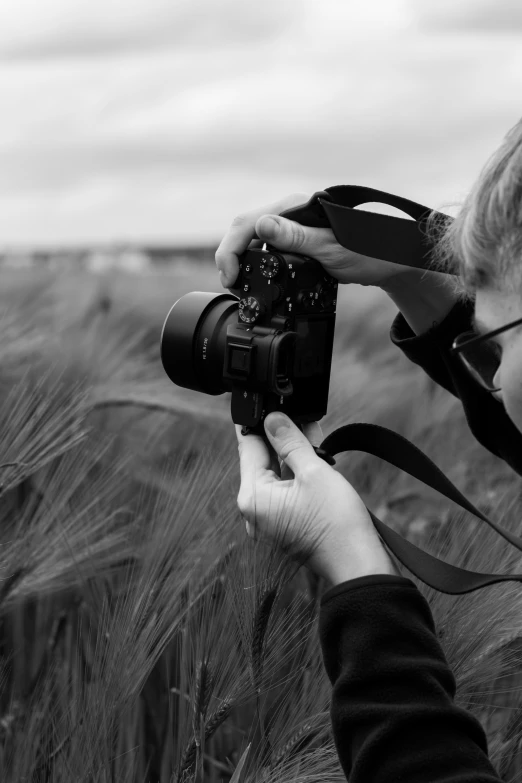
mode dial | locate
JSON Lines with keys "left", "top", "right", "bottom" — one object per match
{"left": 260, "top": 255, "right": 280, "bottom": 279}
{"left": 239, "top": 296, "right": 263, "bottom": 324}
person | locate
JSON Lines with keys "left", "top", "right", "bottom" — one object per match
{"left": 215, "top": 117, "right": 522, "bottom": 782}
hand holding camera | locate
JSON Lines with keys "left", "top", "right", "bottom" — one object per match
{"left": 235, "top": 411, "right": 399, "bottom": 586}
{"left": 214, "top": 192, "right": 412, "bottom": 291}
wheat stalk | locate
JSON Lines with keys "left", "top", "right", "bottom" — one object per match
{"left": 271, "top": 715, "right": 329, "bottom": 768}
{"left": 193, "top": 659, "right": 214, "bottom": 724}
{"left": 89, "top": 393, "right": 230, "bottom": 423}
{"left": 0, "top": 566, "right": 26, "bottom": 607}
{"left": 251, "top": 587, "right": 277, "bottom": 692}
{"left": 229, "top": 742, "right": 251, "bottom": 783}
{"left": 191, "top": 543, "right": 238, "bottom": 600}
{"left": 250, "top": 586, "right": 278, "bottom": 765}
{"left": 177, "top": 694, "right": 236, "bottom": 780}
{"left": 191, "top": 659, "right": 215, "bottom": 783}
{"left": 273, "top": 721, "right": 315, "bottom": 765}
{"left": 174, "top": 544, "right": 238, "bottom": 633}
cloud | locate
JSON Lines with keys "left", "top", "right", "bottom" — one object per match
{"left": 2, "top": 28, "right": 516, "bottom": 191}
{"left": 411, "top": 0, "right": 522, "bottom": 33}
{"left": 0, "top": 0, "right": 295, "bottom": 60}
{"left": 0, "top": 0, "right": 522, "bottom": 244}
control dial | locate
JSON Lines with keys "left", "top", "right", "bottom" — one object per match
{"left": 260, "top": 255, "right": 280, "bottom": 279}
{"left": 317, "top": 283, "right": 337, "bottom": 309}
{"left": 297, "top": 289, "right": 317, "bottom": 310}
{"left": 239, "top": 296, "right": 263, "bottom": 324}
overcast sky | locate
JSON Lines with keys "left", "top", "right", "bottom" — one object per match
{"left": 0, "top": 0, "right": 521, "bottom": 247}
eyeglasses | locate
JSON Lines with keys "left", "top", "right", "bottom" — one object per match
{"left": 451, "top": 315, "right": 522, "bottom": 393}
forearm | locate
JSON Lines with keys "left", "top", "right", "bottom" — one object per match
{"left": 381, "top": 268, "right": 462, "bottom": 336}
{"left": 319, "top": 579, "right": 501, "bottom": 783}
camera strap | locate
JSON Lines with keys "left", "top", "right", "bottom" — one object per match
{"left": 280, "top": 184, "right": 453, "bottom": 272}
{"left": 282, "top": 186, "right": 522, "bottom": 595}
{"left": 317, "top": 424, "right": 522, "bottom": 595}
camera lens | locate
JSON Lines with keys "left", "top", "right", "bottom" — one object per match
{"left": 161, "top": 292, "right": 239, "bottom": 395}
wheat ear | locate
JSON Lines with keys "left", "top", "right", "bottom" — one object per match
{"left": 192, "top": 659, "right": 214, "bottom": 783}
{"left": 251, "top": 587, "right": 277, "bottom": 691}
{"left": 272, "top": 721, "right": 320, "bottom": 766}
{"left": 177, "top": 694, "right": 235, "bottom": 780}
{"left": 192, "top": 658, "right": 215, "bottom": 743}
{"left": 251, "top": 586, "right": 278, "bottom": 763}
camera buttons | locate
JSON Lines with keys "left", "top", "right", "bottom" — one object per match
{"left": 271, "top": 284, "right": 283, "bottom": 303}
{"left": 318, "top": 285, "right": 337, "bottom": 310}
{"left": 228, "top": 344, "right": 253, "bottom": 376}
{"left": 297, "top": 290, "right": 317, "bottom": 310}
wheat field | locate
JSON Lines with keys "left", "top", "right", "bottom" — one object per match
{"left": 0, "top": 262, "right": 521, "bottom": 781}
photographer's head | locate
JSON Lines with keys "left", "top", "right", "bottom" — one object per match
{"left": 436, "top": 117, "right": 522, "bottom": 435}
{"left": 472, "top": 286, "right": 522, "bottom": 432}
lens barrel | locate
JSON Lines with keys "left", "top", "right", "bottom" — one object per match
{"left": 161, "top": 291, "right": 238, "bottom": 394}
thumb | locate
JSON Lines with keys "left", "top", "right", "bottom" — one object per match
{"left": 264, "top": 413, "right": 322, "bottom": 478}
{"left": 256, "top": 214, "right": 320, "bottom": 255}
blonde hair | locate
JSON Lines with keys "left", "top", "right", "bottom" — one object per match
{"left": 427, "top": 117, "right": 522, "bottom": 298}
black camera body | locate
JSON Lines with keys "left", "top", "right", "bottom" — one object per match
{"left": 226, "top": 246, "right": 337, "bottom": 433}
{"left": 160, "top": 245, "right": 338, "bottom": 436}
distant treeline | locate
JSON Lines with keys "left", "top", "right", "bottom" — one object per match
{"left": 0, "top": 243, "right": 218, "bottom": 271}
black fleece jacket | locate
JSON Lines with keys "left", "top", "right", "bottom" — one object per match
{"left": 318, "top": 299, "right": 522, "bottom": 782}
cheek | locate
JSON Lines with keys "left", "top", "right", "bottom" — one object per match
{"left": 501, "top": 352, "right": 522, "bottom": 435}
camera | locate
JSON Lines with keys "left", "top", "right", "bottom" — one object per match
{"left": 160, "top": 245, "right": 338, "bottom": 436}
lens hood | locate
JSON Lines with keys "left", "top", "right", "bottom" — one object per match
{"left": 161, "top": 291, "right": 238, "bottom": 393}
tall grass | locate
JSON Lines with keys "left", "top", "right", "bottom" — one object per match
{"left": 0, "top": 265, "right": 521, "bottom": 780}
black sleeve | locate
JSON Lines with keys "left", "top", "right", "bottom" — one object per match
{"left": 318, "top": 575, "right": 502, "bottom": 783}
{"left": 390, "top": 299, "right": 522, "bottom": 476}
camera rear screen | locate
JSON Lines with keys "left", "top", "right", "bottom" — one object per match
{"left": 293, "top": 318, "right": 328, "bottom": 377}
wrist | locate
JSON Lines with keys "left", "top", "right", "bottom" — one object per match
{"left": 379, "top": 267, "right": 460, "bottom": 336}
{"left": 324, "top": 555, "right": 400, "bottom": 588}
{"left": 312, "top": 536, "right": 401, "bottom": 587}
{"left": 379, "top": 266, "right": 453, "bottom": 295}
